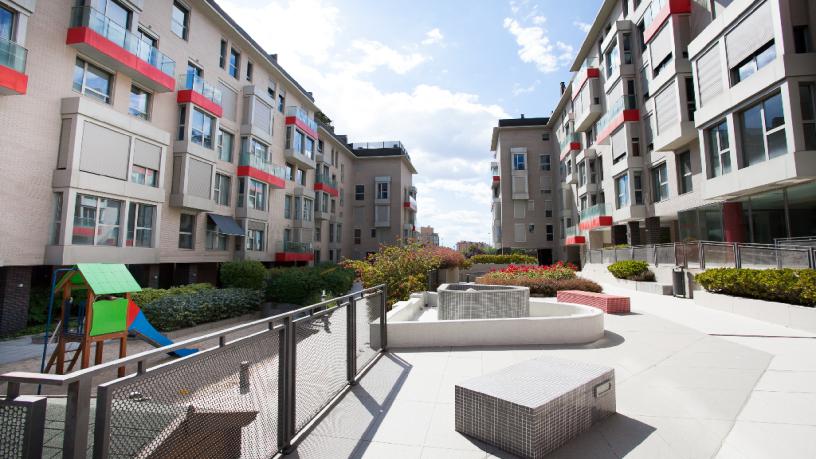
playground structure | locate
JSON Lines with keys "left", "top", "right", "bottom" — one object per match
{"left": 40, "top": 264, "right": 196, "bottom": 378}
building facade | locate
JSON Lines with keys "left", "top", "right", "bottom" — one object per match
{"left": 0, "top": 0, "right": 415, "bottom": 333}
{"left": 419, "top": 226, "right": 440, "bottom": 246}
{"left": 492, "top": 0, "right": 816, "bottom": 265}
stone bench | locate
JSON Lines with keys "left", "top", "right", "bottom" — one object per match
{"left": 455, "top": 357, "right": 615, "bottom": 458}
{"left": 557, "top": 290, "right": 630, "bottom": 314}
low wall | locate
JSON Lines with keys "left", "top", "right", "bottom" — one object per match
{"left": 580, "top": 264, "right": 674, "bottom": 296}
{"left": 694, "top": 290, "right": 816, "bottom": 333}
{"left": 438, "top": 283, "right": 529, "bottom": 319}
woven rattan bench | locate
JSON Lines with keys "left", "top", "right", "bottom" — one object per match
{"left": 557, "top": 290, "right": 631, "bottom": 314}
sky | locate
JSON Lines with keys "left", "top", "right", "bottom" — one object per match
{"left": 219, "top": 0, "right": 602, "bottom": 247}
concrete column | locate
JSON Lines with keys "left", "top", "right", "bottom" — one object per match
{"left": 627, "top": 221, "right": 641, "bottom": 246}
{"left": 611, "top": 225, "right": 628, "bottom": 245}
{"left": 0, "top": 266, "right": 32, "bottom": 335}
{"left": 722, "top": 202, "right": 746, "bottom": 243}
{"left": 644, "top": 217, "right": 661, "bottom": 245}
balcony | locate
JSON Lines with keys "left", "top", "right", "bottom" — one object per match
{"left": 0, "top": 36, "right": 28, "bottom": 95}
{"left": 572, "top": 57, "right": 600, "bottom": 101}
{"left": 559, "top": 133, "right": 582, "bottom": 160}
{"left": 578, "top": 203, "right": 613, "bottom": 231}
{"left": 595, "top": 95, "right": 639, "bottom": 144}
{"left": 177, "top": 73, "right": 223, "bottom": 117}
{"left": 564, "top": 226, "right": 586, "bottom": 245}
{"left": 285, "top": 106, "right": 319, "bottom": 139}
{"left": 67, "top": 6, "right": 175, "bottom": 92}
{"left": 491, "top": 162, "right": 500, "bottom": 187}
{"left": 404, "top": 195, "right": 417, "bottom": 212}
{"left": 314, "top": 174, "right": 339, "bottom": 197}
{"left": 643, "top": 0, "right": 690, "bottom": 44}
{"left": 237, "top": 152, "right": 286, "bottom": 189}
{"left": 315, "top": 207, "right": 330, "bottom": 221}
{"left": 275, "top": 241, "right": 314, "bottom": 262}
{"left": 284, "top": 140, "right": 316, "bottom": 170}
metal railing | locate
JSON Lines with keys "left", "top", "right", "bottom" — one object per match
{"left": 177, "top": 72, "right": 222, "bottom": 106}
{"left": 579, "top": 203, "right": 609, "bottom": 222}
{"left": 0, "top": 36, "right": 27, "bottom": 73}
{"left": 315, "top": 173, "right": 338, "bottom": 189}
{"left": 558, "top": 133, "right": 581, "bottom": 153}
{"left": 586, "top": 241, "right": 816, "bottom": 269}
{"left": 0, "top": 286, "right": 388, "bottom": 458}
{"left": 595, "top": 94, "right": 638, "bottom": 137}
{"left": 239, "top": 152, "right": 286, "bottom": 180}
{"left": 277, "top": 241, "right": 313, "bottom": 253}
{"left": 579, "top": 56, "right": 600, "bottom": 72}
{"left": 565, "top": 225, "right": 580, "bottom": 237}
{"left": 71, "top": 6, "right": 175, "bottom": 76}
{"left": 285, "top": 106, "right": 318, "bottom": 133}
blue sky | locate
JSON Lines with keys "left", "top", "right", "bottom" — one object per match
{"left": 219, "top": 0, "right": 602, "bottom": 246}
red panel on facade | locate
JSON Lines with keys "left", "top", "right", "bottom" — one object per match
{"left": 571, "top": 67, "right": 600, "bottom": 101}
{"left": 0, "top": 65, "right": 27, "bottom": 95}
{"left": 177, "top": 89, "right": 223, "bottom": 118}
{"left": 565, "top": 236, "right": 586, "bottom": 245}
{"left": 578, "top": 216, "right": 613, "bottom": 231}
{"left": 275, "top": 252, "right": 314, "bottom": 262}
{"left": 314, "top": 182, "right": 339, "bottom": 197}
{"left": 643, "top": 0, "right": 691, "bottom": 44}
{"left": 66, "top": 27, "right": 174, "bottom": 91}
{"left": 722, "top": 202, "right": 746, "bottom": 243}
{"left": 236, "top": 166, "right": 286, "bottom": 189}
{"left": 284, "top": 116, "right": 319, "bottom": 139}
{"left": 596, "top": 109, "right": 640, "bottom": 144}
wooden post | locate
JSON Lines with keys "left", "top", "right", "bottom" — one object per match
{"left": 81, "top": 291, "right": 94, "bottom": 370}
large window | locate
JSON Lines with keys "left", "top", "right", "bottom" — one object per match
{"left": 229, "top": 48, "right": 240, "bottom": 79}
{"left": 605, "top": 41, "right": 619, "bottom": 78}
{"left": 731, "top": 41, "right": 776, "bottom": 84}
{"left": 248, "top": 179, "right": 267, "bottom": 210}
{"left": 51, "top": 193, "right": 63, "bottom": 245}
{"left": 72, "top": 58, "right": 112, "bottom": 103}
{"left": 214, "top": 173, "right": 231, "bottom": 206}
{"left": 0, "top": 6, "right": 13, "bottom": 41}
{"left": 578, "top": 161, "right": 586, "bottom": 187}
{"left": 294, "top": 196, "right": 302, "bottom": 220}
{"left": 178, "top": 213, "right": 195, "bottom": 249}
{"left": 512, "top": 153, "right": 526, "bottom": 171}
{"left": 355, "top": 184, "right": 365, "bottom": 200}
{"left": 128, "top": 85, "right": 150, "bottom": 120}
{"left": 540, "top": 154, "right": 551, "bottom": 171}
{"left": 246, "top": 229, "right": 264, "bottom": 251}
{"left": 376, "top": 181, "right": 389, "bottom": 200}
{"left": 170, "top": 1, "right": 189, "bottom": 40}
{"left": 131, "top": 164, "right": 158, "bottom": 187}
{"left": 800, "top": 83, "right": 816, "bottom": 150}
{"left": 615, "top": 174, "right": 629, "bottom": 209}
{"left": 206, "top": 220, "right": 228, "bottom": 251}
{"left": 190, "top": 108, "right": 215, "bottom": 149}
{"left": 707, "top": 120, "right": 731, "bottom": 177}
{"left": 126, "top": 202, "right": 155, "bottom": 247}
{"left": 217, "top": 130, "right": 234, "bottom": 162}
{"left": 678, "top": 151, "right": 693, "bottom": 194}
{"left": 303, "top": 198, "right": 313, "bottom": 222}
{"left": 633, "top": 172, "right": 643, "bottom": 205}
{"left": 73, "top": 194, "right": 122, "bottom": 246}
{"left": 740, "top": 92, "right": 787, "bottom": 167}
{"left": 354, "top": 228, "right": 362, "bottom": 244}
{"left": 284, "top": 195, "right": 292, "bottom": 219}
{"left": 651, "top": 162, "right": 669, "bottom": 202}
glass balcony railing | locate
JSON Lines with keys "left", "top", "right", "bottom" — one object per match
{"left": 239, "top": 152, "right": 286, "bottom": 180}
{"left": 315, "top": 174, "right": 338, "bottom": 189}
{"left": 177, "top": 73, "right": 222, "bottom": 106}
{"left": 285, "top": 106, "right": 318, "bottom": 133}
{"left": 595, "top": 95, "right": 637, "bottom": 136}
{"left": 558, "top": 133, "right": 581, "bottom": 152}
{"left": 278, "top": 241, "right": 312, "bottom": 253}
{"left": 579, "top": 56, "right": 600, "bottom": 72}
{"left": 71, "top": 6, "right": 175, "bottom": 76}
{"left": 643, "top": 0, "right": 669, "bottom": 30}
{"left": 0, "top": 36, "right": 27, "bottom": 73}
{"left": 565, "top": 225, "right": 580, "bottom": 237}
{"left": 579, "top": 203, "right": 609, "bottom": 221}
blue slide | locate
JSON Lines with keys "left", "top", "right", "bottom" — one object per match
{"left": 127, "top": 300, "right": 197, "bottom": 358}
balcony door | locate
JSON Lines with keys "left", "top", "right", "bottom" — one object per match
{"left": 0, "top": 6, "right": 13, "bottom": 41}
{"left": 100, "top": 0, "right": 131, "bottom": 29}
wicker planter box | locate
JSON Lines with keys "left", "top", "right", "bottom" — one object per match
{"left": 437, "top": 284, "right": 529, "bottom": 320}
{"left": 455, "top": 357, "right": 615, "bottom": 458}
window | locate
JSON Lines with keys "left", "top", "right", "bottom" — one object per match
{"left": 685, "top": 77, "right": 696, "bottom": 121}
{"left": 354, "top": 228, "right": 362, "bottom": 244}
{"left": 178, "top": 213, "right": 195, "bottom": 249}
{"left": 545, "top": 200, "right": 552, "bottom": 218}
{"left": 206, "top": 219, "right": 228, "bottom": 250}
{"left": 707, "top": 119, "right": 731, "bottom": 177}
{"left": 295, "top": 169, "right": 304, "bottom": 185}
{"left": 512, "top": 153, "right": 526, "bottom": 171}
{"left": 740, "top": 92, "right": 787, "bottom": 166}
{"left": 278, "top": 94, "right": 285, "bottom": 113}
{"left": 229, "top": 48, "right": 240, "bottom": 79}
{"left": 303, "top": 198, "right": 313, "bottom": 222}
{"left": 294, "top": 196, "right": 302, "bottom": 220}
{"left": 793, "top": 25, "right": 813, "bottom": 54}
{"left": 678, "top": 151, "right": 693, "bottom": 194}
{"left": 246, "top": 61, "right": 253, "bottom": 81}
{"left": 546, "top": 224, "right": 554, "bottom": 241}
{"left": 73, "top": 195, "right": 122, "bottom": 246}
{"left": 219, "top": 39, "right": 227, "bottom": 68}
{"left": 285, "top": 163, "right": 294, "bottom": 181}
{"left": 126, "top": 203, "right": 155, "bottom": 247}
{"left": 72, "top": 58, "right": 112, "bottom": 103}
{"left": 514, "top": 223, "right": 527, "bottom": 243}
{"left": 186, "top": 61, "right": 202, "bottom": 77}
{"left": 190, "top": 108, "right": 215, "bottom": 148}
{"left": 177, "top": 105, "right": 186, "bottom": 141}
{"left": 315, "top": 226, "right": 322, "bottom": 241}
{"left": 800, "top": 83, "right": 816, "bottom": 150}
{"left": 615, "top": 174, "right": 629, "bottom": 208}
{"left": 248, "top": 179, "right": 267, "bottom": 210}
{"left": 540, "top": 154, "right": 551, "bottom": 171}
{"left": 217, "top": 130, "right": 234, "bottom": 162}
{"left": 731, "top": 41, "right": 776, "bottom": 84}
{"left": 131, "top": 165, "right": 158, "bottom": 187}
{"left": 632, "top": 137, "right": 640, "bottom": 157}
{"left": 633, "top": 172, "right": 644, "bottom": 205}
{"left": 578, "top": 161, "right": 586, "bottom": 187}
{"left": 246, "top": 229, "right": 264, "bottom": 251}
{"left": 371, "top": 228, "right": 376, "bottom": 238}
{"left": 100, "top": 0, "right": 130, "bottom": 28}
{"left": 589, "top": 159, "right": 597, "bottom": 184}
{"left": 329, "top": 223, "right": 335, "bottom": 243}
{"left": 622, "top": 33, "right": 632, "bottom": 64}
{"left": 171, "top": 1, "right": 189, "bottom": 40}
{"left": 376, "top": 182, "right": 389, "bottom": 200}
{"left": 651, "top": 163, "right": 669, "bottom": 201}
{"left": 214, "top": 173, "right": 231, "bottom": 206}
{"left": 605, "top": 41, "right": 619, "bottom": 78}
{"left": 128, "top": 85, "right": 150, "bottom": 120}
{"left": 355, "top": 185, "right": 365, "bottom": 201}
{"left": 51, "top": 193, "right": 63, "bottom": 245}
{"left": 284, "top": 195, "right": 292, "bottom": 219}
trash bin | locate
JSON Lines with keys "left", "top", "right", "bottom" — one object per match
{"left": 672, "top": 267, "right": 686, "bottom": 298}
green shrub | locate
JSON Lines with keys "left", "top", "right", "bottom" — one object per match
{"left": 608, "top": 260, "right": 650, "bottom": 280}
{"left": 696, "top": 268, "right": 816, "bottom": 307}
{"left": 476, "top": 276, "right": 601, "bottom": 297}
{"left": 266, "top": 264, "right": 355, "bottom": 306}
{"left": 132, "top": 283, "right": 214, "bottom": 306}
{"left": 220, "top": 261, "right": 267, "bottom": 289}
{"left": 468, "top": 254, "right": 538, "bottom": 265}
{"left": 140, "top": 288, "right": 263, "bottom": 331}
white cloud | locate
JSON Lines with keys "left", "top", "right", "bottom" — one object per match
{"left": 421, "top": 28, "right": 444, "bottom": 45}
{"left": 502, "top": 17, "right": 563, "bottom": 73}
{"left": 556, "top": 41, "right": 575, "bottom": 63}
{"left": 349, "top": 39, "right": 428, "bottom": 75}
{"left": 512, "top": 80, "right": 539, "bottom": 96}
{"left": 531, "top": 15, "right": 546, "bottom": 25}
{"left": 573, "top": 20, "right": 592, "bottom": 33}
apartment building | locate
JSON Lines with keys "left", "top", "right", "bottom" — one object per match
{"left": 522, "top": 0, "right": 816, "bottom": 264}
{"left": 490, "top": 117, "right": 560, "bottom": 265}
{"left": 418, "top": 226, "right": 440, "bottom": 246}
{"left": 0, "top": 0, "right": 416, "bottom": 334}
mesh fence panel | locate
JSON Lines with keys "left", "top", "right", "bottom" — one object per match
{"left": 0, "top": 403, "right": 26, "bottom": 458}
{"left": 602, "top": 250, "right": 615, "bottom": 263}
{"left": 702, "top": 244, "right": 736, "bottom": 268}
{"left": 588, "top": 250, "right": 602, "bottom": 264}
{"left": 656, "top": 246, "right": 675, "bottom": 265}
{"left": 633, "top": 247, "right": 649, "bottom": 262}
{"left": 615, "top": 249, "right": 632, "bottom": 261}
{"left": 681, "top": 243, "right": 701, "bottom": 268}
{"left": 740, "top": 246, "right": 810, "bottom": 269}
{"left": 294, "top": 307, "right": 348, "bottom": 433}
{"left": 356, "top": 292, "right": 381, "bottom": 371}
{"left": 104, "top": 330, "right": 280, "bottom": 459}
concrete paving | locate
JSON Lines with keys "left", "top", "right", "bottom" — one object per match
{"left": 293, "top": 284, "right": 816, "bottom": 458}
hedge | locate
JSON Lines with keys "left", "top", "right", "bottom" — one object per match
{"left": 266, "top": 264, "right": 355, "bottom": 306}
{"left": 140, "top": 288, "right": 263, "bottom": 331}
{"left": 468, "top": 254, "right": 538, "bottom": 265}
{"left": 132, "top": 283, "right": 214, "bottom": 306}
{"left": 695, "top": 268, "right": 816, "bottom": 307}
{"left": 608, "top": 260, "right": 652, "bottom": 280}
{"left": 220, "top": 261, "right": 267, "bottom": 290}
{"left": 476, "top": 276, "right": 602, "bottom": 297}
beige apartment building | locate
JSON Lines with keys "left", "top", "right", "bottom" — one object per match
{"left": 0, "top": 0, "right": 416, "bottom": 333}
{"left": 490, "top": 117, "right": 560, "bottom": 265}
{"left": 418, "top": 226, "right": 439, "bottom": 246}
{"left": 493, "top": 0, "right": 816, "bottom": 265}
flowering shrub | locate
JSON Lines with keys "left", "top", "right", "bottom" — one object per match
{"left": 476, "top": 262, "right": 600, "bottom": 296}
{"left": 483, "top": 262, "right": 578, "bottom": 282}
{"left": 469, "top": 254, "right": 538, "bottom": 265}
{"left": 425, "top": 246, "right": 467, "bottom": 269}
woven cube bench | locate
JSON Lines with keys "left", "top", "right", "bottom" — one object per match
{"left": 455, "top": 357, "right": 615, "bottom": 458}
{"left": 557, "top": 290, "right": 630, "bottom": 314}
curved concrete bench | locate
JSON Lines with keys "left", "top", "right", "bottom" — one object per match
{"left": 557, "top": 290, "right": 630, "bottom": 314}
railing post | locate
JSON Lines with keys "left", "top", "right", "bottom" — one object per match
{"left": 379, "top": 285, "right": 388, "bottom": 352}
{"left": 63, "top": 378, "right": 92, "bottom": 459}
{"left": 92, "top": 386, "right": 112, "bottom": 459}
{"left": 700, "top": 243, "right": 706, "bottom": 270}
{"left": 631, "top": 246, "right": 635, "bottom": 261}
{"left": 277, "top": 315, "right": 296, "bottom": 454}
{"left": 346, "top": 296, "right": 357, "bottom": 384}
{"left": 23, "top": 396, "right": 46, "bottom": 459}
{"left": 809, "top": 248, "right": 815, "bottom": 269}
{"left": 734, "top": 243, "right": 741, "bottom": 269}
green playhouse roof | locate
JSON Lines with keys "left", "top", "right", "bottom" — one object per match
{"left": 71, "top": 264, "right": 142, "bottom": 295}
